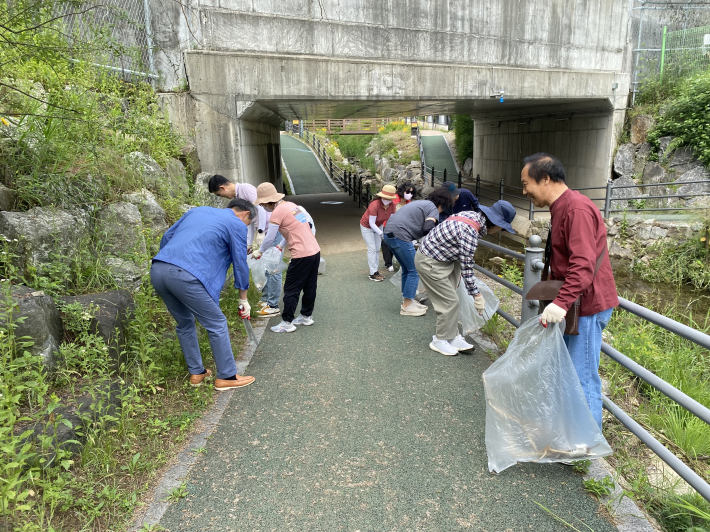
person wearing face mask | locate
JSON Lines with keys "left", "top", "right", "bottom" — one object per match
{"left": 251, "top": 183, "right": 321, "bottom": 333}
{"left": 394, "top": 182, "right": 417, "bottom": 211}
{"left": 360, "top": 184, "right": 398, "bottom": 281}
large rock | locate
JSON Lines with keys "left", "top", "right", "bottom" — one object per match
{"left": 0, "top": 183, "right": 16, "bottom": 211}
{"left": 96, "top": 202, "right": 146, "bottom": 256}
{"left": 124, "top": 151, "right": 165, "bottom": 189}
{"left": 165, "top": 157, "right": 189, "bottom": 198}
{"left": 613, "top": 143, "right": 635, "bottom": 177}
{"left": 105, "top": 257, "right": 145, "bottom": 291}
{"left": 642, "top": 162, "right": 668, "bottom": 185}
{"left": 61, "top": 290, "right": 135, "bottom": 362}
{"left": 634, "top": 142, "right": 651, "bottom": 176}
{"left": 180, "top": 143, "right": 201, "bottom": 176}
{"left": 123, "top": 189, "right": 168, "bottom": 234}
{"left": 658, "top": 136, "right": 674, "bottom": 159}
{"left": 668, "top": 146, "right": 701, "bottom": 178}
{"left": 677, "top": 166, "right": 710, "bottom": 200}
{"left": 610, "top": 175, "right": 641, "bottom": 211}
{"left": 0, "top": 207, "right": 87, "bottom": 274}
{"left": 3, "top": 285, "right": 63, "bottom": 371}
{"left": 193, "top": 172, "right": 228, "bottom": 208}
{"left": 630, "top": 115, "right": 655, "bottom": 144}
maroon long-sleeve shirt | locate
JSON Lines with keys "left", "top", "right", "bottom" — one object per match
{"left": 549, "top": 189, "right": 619, "bottom": 316}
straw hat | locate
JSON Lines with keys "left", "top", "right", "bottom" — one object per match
{"left": 254, "top": 182, "right": 285, "bottom": 205}
{"left": 377, "top": 184, "right": 397, "bottom": 200}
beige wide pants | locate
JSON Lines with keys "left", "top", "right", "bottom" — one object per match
{"left": 415, "top": 250, "right": 461, "bottom": 341}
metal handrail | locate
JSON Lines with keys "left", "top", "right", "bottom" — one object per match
{"left": 473, "top": 235, "right": 710, "bottom": 502}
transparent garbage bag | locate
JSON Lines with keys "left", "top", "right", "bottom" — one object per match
{"left": 482, "top": 318, "right": 612, "bottom": 473}
{"left": 318, "top": 257, "right": 326, "bottom": 274}
{"left": 262, "top": 247, "right": 288, "bottom": 274}
{"left": 388, "top": 267, "right": 425, "bottom": 292}
{"left": 457, "top": 278, "right": 499, "bottom": 335}
{"left": 248, "top": 248, "right": 288, "bottom": 291}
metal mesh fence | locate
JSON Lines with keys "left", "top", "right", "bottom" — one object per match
{"left": 57, "top": 0, "right": 155, "bottom": 81}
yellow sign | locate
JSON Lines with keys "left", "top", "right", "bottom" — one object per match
{"left": 292, "top": 120, "right": 299, "bottom": 124}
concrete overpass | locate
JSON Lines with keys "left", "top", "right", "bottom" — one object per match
{"left": 153, "top": 0, "right": 632, "bottom": 191}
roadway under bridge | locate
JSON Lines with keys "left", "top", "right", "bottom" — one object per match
{"left": 155, "top": 0, "right": 632, "bottom": 194}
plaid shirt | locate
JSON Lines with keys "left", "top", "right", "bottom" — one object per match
{"left": 419, "top": 211, "right": 487, "bottom": 296}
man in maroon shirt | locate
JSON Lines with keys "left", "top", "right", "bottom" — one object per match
{"left": 521, "top": 153, "right": 618, "bottom": 429}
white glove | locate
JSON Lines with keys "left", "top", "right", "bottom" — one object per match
{"left": 251, "top": 248, "right": 262, "bottom": 259}
{"left": 473, "top": 294, "right": 486, "bottom": 314}
{"left": 253, "top": 231, "right": 265, "bottom": 249}
{"left": 540, "top": 302, "right": 566, "bottom": 326}
{"left": 239, "top": 299, "right": 250, "bottom": 319}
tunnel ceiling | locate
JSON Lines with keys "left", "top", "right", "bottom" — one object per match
{"left": 256, "top": 98, "right": 613, "bottom": 121}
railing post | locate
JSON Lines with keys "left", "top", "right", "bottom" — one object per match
{"left": 499, "top": 179, "right": 504, "bottom": 201}
{"left": 329, "top": 157, "right": 334, "bottom": 183}
{"left": 443, "top": 168, "right": 447, "bottom": 182}
{"left": 529, "top": 199, "right": 534, "bottom": 221}
{"left": 358, "top": 177, "right": 363, "bottom": 208}
{"left": 431, "top": 167, "right": 435, "bottom": 187}
{"left": 458, "top": 171, "right": 462, "bottom": 189}
{"left": 521, "top": 235, "right": 545, "bottom": 324}
{"left": 366, "top": 183, "right": 371, "bottom": 205}
{"left": 604, "top": 179, "right": 613, "bottom": 220}
{"left": 475, "top": 174, "right": 480, "bottom": 197}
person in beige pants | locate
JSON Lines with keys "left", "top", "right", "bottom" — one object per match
{"left": 416, "top": 200, "right": 516, "bottom": 356}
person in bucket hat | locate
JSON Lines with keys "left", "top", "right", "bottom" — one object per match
{"left": 360, "top": 184, "right": 398, "bottom": 281}
{"left": 251, "top": 183, "right": 321, "bottom": 333}
{"left": 416, "top": 199, "right": 516, "bottom": 356}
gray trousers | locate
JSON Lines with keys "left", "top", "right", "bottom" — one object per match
{"left": 415, "top": 251, "right": 461, "bottom": 341}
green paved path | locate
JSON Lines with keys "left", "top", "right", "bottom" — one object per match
{"left": 281, "top": 134, "right": 339, "bottom": 195}
{"left": 159, "top": 252, "right": 615, "bottom": 532}
{"left": 421, "top": 133, "right": 459, "bottom": 182}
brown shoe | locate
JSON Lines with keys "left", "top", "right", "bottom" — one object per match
{"left": 190, "top": 369, "right": 212, "bottom": 387}
{"left": 215, "top": 375, "right": 255, "bottom": 391}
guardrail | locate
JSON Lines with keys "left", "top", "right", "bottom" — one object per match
{"left": 471, "top": 174, "right": 710, "bottom": 220}
{"left": 477, "top": 235, "right": 710, "bottom": 502}
{"left": 284, "top": 122, "right": 373, "bottom": 207}
{"left": 293, "top": 118, "right": 397, "bottom": 135}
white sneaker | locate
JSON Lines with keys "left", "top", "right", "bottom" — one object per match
{"left": 410, "top": 299, "right": 428, "bottom": 310}
{"left": 449, "top": 335, "right": 474, "bottom": 352}
{"left": 400, "top": 303, "right": 426, "bottom": 316}
{"left": 271, "top": 320, "right": 296, "bottom": 333}
{"left": 292, "top": 314, "right": 314, "bottom": 326}
{"left": 429, "top": 336, "right": 458, "bottom": 356}
{"left": 387, "top": 265, "right": 395, "bottom": 272}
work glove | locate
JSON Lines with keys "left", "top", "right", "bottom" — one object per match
{"left": 253, "top": 230, "right": 265, "bottom": 249}
{"left": 473, "top": 294, "right": 486, "bottom": 315}
{"left": 540, "top": 302, "right": 566, "bottom": 327}
{"left": 238, "top": 299, "right": 251, "bottom": 319}
{"left": 251, "top": 248, "right": 263, "bottom": 260}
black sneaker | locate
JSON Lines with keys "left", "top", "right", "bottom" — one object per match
{"left": 369, "top": 272, "right": 384, "bottom": 282}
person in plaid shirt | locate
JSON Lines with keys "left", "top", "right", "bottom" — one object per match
{"left": 416, "top": 199, "right": 517, "bottom": 356}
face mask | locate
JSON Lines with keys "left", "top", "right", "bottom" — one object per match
{"left": 263, "top": 204, "right": 274, "bottom": 212}
{"left": 404, "top": 193, "right": 413, "bottom": 201}
{"left": 381, "top": 199, "right": 392, "bottom": 205}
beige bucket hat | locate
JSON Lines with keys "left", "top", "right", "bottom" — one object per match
{"left": 254, "top": 182, "right": 285, "bottom": 205}
{"left": 377, "top": 184, "right": 397, "bottom": 200}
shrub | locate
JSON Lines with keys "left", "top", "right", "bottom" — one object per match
{"left": 453, "top": 115, "right": 473, "bottom": 165}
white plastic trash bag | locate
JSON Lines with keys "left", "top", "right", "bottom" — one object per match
{"left": 247, "top": 255, "right": 267, "bottom": 291}
{"left": 483, "top": 318, "right": 612, "bottom": 473}
{"left": 388, "top": 267, "right": 425, "bottom": 292}
{"left": 262, "top": 247, "right": 288, "bottom": 274}
{"left": 318, "top": 257, "right": 326, "bottom": 275}
{"left": 457, "top": 278, "right": 499, "bottom": 335}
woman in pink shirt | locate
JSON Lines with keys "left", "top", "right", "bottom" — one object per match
{"left": 252, "top": 183, "right": 321, "bottom": 333}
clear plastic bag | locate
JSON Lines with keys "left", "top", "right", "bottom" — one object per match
{"left": 261, "top": 247, "right": 288, "bottom": 274}
{"left": 457, "top": 278, "right": 499, "bottom": 335}
{"left": 247, "top": 256, "right": 267, "bottom": 291}
{"left": 482, "top": 318, "right": 612, "bottom": 473}
{"left": 388, "top": 267, "right": 425, "bottom": 292}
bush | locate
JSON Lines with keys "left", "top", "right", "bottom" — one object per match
{"left": 453, "top": 115, "right": 473, "bottom": 165}
{"left": 329, "top": 134, "right": 371, "bottom": 160}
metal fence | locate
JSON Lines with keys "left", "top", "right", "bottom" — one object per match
{"left": 479, "top": 235, "right": 710, "bottom": 502}
{"left": 632, "top": 0, "right": 710, "bottom": 104}
{"left": 57, "top": 0, "right": 156, "bottom": 81}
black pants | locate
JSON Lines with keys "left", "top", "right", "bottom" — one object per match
{"left": 381, "top": 241, "right": 393, "bottom": 268}
{"left": 283, "top": 252, "right": 320, "bottom": 322}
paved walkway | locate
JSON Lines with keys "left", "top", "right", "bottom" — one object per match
{"left": 281, "top": 134, "right": 339, "bottom": 195}
{"left": 421, "top": 131, "right": 459, "bottom": 180}
{"left": 159, "top": 250, "right": 616, "bottom": 532}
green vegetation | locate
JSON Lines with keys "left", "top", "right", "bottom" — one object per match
{"left": 582, "top": 477, "right": 615, "bottom": 498}
{"left": 453, "top": 115, "right": 473, "bottom": 166}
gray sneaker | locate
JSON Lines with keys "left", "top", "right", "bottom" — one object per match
{"left": 400, "top": 302, "right": 426, "bottom": 316}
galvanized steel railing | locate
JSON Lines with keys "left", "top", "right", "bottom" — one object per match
{"left": 476, "top": 235, "right": 710, "bottom": 501}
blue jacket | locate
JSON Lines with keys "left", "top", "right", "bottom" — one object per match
{"left": 153, "top": 207, "right": 250, "bottom": 303}
{"left": 440, "top": 189, "right": 481, "bottom": 222}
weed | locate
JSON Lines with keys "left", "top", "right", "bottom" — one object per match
{"left": 534, "top": 502, "right": 595, "bottom": 531}
{"left": 165, "top": 482, "right": 188, "bottom": 503}
{"left": 583, "top": 477, "right": 615, "bottom": 498}
{"left": 192, "top": 447, "right": 207, "bottom": 454}
{"left": 572, "top": 460, "right": 592, "bottom": 475}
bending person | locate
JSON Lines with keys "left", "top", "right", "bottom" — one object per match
{"left": 252, "top": 183, "right": 321, "bottom": 333}
{"left": 150, "top": 198, "right": 257, "bottom": 390}
{"left": 360, "top": 184, "right": 397, "bottom": 281}
{"left": 417, "top": 200, "right": 516, "bottom": 356}
{"left": 208, "top": 174, "right": 268, "bottom": 250}
{"left": 383, "top": 188, "right": 454, "bottom": 317}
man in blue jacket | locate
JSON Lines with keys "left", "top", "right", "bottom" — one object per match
{"left": 150, "top": 197, "right": 256, "bottom": 391}
{"left": 439, "top": 180, "right": 481, "bottom": 222}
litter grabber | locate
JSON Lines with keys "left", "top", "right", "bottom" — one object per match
{"left": 239, "top": 303, "right": 259, "bottom": 346}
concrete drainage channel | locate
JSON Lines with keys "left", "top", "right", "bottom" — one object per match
{"left": 130, "top": 317, "right": 269, "bottom": 531}
{"left": 133, "top": 321, "right": 658, "bottom": 532}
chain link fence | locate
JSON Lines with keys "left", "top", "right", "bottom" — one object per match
{"left": 632, "top": 0, "right": 710, "bottom": 103}
{"left": 58, "top": 0, "right": 156, "bottom": 81}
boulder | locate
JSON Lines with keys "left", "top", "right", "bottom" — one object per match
{"left": 630, "top": 115, "right": 655, "bottom": 144}
{"left": 193, "top": 172, "right": 228, "bottom": 208}
{"left": 180, "top": 143, "right": 201, "bottom": 176}
{"left": 613, "top": 143, "right": 635, "bottom": 177}
{"left": 165, "top": 157, "right": 189, "bottom": 198}
{"left": 0, "top": 207, "right": 87, "bottom": 274}
{"left": 105, "top": 257, "right": 145, "bottom": 291}
{"left": 642, "top": 162, "right": 668, "bottom": 185}
{"left": 61, "top": 290, "right": 135, "bottom": 362}
{"left": 658, "top": 136, "right": 674, "bottom": 159}
{"left": 609, "top": 240, "right": 634, "bottom": 259}
{"left": 3, "top": 285, "right": 63, "bottom": 371}
{"left": 634, "top": 142, "right": 651, "bottom": 176}
{"left": 124, "top": 151, "right": 165, "bottom": 190}
{"left": 96, "top": 202, "right": 146, "bottom": 256}
{"left": 123, "top": 189, "right": 168, "bottom": 234}
{"left": 610, "top": 175, "right": 640, "bottom": 211}
{"left": 676, "top": 166, "right": 710, "bottom": 200}
{"left": 0, "top": 183, "right": 16, "bottom": 211}
{"left": 668, "top": 146, "right": 701, "bottom": 178}
{"left": 463, "top": 158, "right": 473, "bottom": 177}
